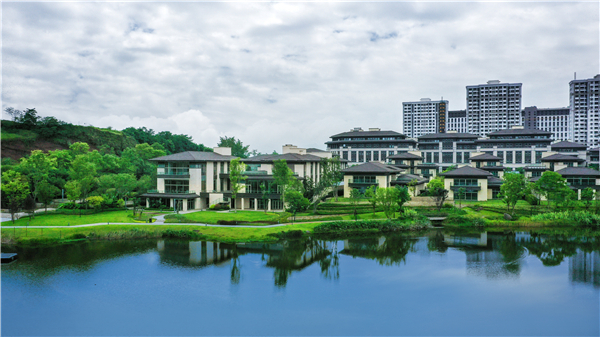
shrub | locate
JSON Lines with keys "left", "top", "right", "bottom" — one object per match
{"left": 531, "top": 211, "right": 600, "bottom": 227}
{"left": 68, "top": 233, "right": 87, "bottom": 240}
{"left": 210, "top": 203, "right": 230, "bottom": 211}
{"left": 313, "top": 219, "right": 430, "bottom": 233}
{"left": 58, "top": 202, "right": 81, "bottom": 210}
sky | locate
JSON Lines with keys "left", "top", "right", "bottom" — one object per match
{"left": 2, "top": 1, "right": 599, "bottom": 154}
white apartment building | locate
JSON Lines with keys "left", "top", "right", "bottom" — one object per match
{"left": 402, "top": 98, "right": 448, "bottom": 138}
{"left": 447, "top": 110, "right": 468, "bottom": 133}
{"left": 571, "top": 74, "right": 600, "bottom": 148}
{"left": 522, "top": 107, "right": 571, "bottom": 142}
{"left": 466, "top": 80, "right": 522, "bottom": 137}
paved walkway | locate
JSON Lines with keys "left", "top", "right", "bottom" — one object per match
{"left": 1, "top": 210, "right": 296, "bottom": 229}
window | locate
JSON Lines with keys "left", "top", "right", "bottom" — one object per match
{"left": 343, "top": 151, "right": 348, "bottom": 160}
{"left": 442, "top": 152, "right": 453, "bottom": 163}
{"left": 453, "top": 179, "right": 478, "bottom": 186}
{"left": 515, "top": 151, "right": 522, "bottom": 164}
{"left": 373, "top": 151, "right": 379, "bottom": 161}
{"left": 535, "top": 151, "right": 543, "bottom": 164}
{"left": 358, "top": 151, "right": 364, "bottom": 162}
{"left": 381, "top": 151, "right": 387, "bottom": 162}
{"left": 187, "top": 199, "right": 195, "bottom": 210}
{"left": 434, "top": 152, "right": 439, "bottom": 163}
{"left": 366, "top": 151, "right": 371, "bottom": 162}
{"left": 531, "top": 171, "right": 542, "bottom": 177}
{"left": 506, "top": 151, "right": 513, "bottom": 164}
{"left": 464, "top": 152, "right": 470, "bottom": 162}
{"left": 165, "top": 180, "right": 190, "bottom": 193}
{"left": 351, "top": 151, "right": 357, "bottom": 162}
{"left": 352, "top": 176, "right": 377, "bottom": 183}
{"left": 525, "top": 151, "right": 532, "bottom": 164}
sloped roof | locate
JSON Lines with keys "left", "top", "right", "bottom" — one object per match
{"left": 418, "top": 132, "right": 478, "bottom": 140}
{"left": 342, "top": 162, "right": 403, "bottom": 174}
{"left": 243, "top": 153, "right": 323, "bottom": 163}
{"left": 149, "top": 151, "right": 237, "bottom": 162}
{"left": 487, "top": 176, "right": 503, "bottom": 186}
{"left": 556, "top": 167, "right": 600, "bottom": 177}
{"left": 388, "top": 153, "right": 423, "bottom": 160}
{"left": 306, "top": 148, "right": 327, "bottom": 153}
{"left": 330, "top": 130, "right": 405, "bottom": 138}
{"left": 541, "top": 154, "right": 585, "bottom": 162}
{"left": 470, "top": 153, "right": 502, "bottom": 161}
{"left": 488, "top": 128, "right": 552, "bottom": 136}
{"left": 439, "top": 166, "right": 492, "bottom": 178}
{"left": 391, "top": 173, "right": 428, "bottom": 185}
{"left": 551, "top": 141, "right": 587, "bottom": 150}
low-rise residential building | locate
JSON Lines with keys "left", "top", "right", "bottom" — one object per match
{"left": 468, "top": 153, "right": 505, "bottom": 177}
{"left": 556, "top": 167, "right": 600, "bottom": 198}
{"left": 440, "top": 166, "right": 492, "bottom": 201}
{"left": 417, "top": 131, "right": 479, "bottom": 168}
{"left": 540, "top": 153, "right": 585, "bottom": 171}
{"left": 143, "top": 147, "right": 237, "bottom": 211}
{"left": 341, "top": 162, "right": 403, "bottom": 197}
{"left": 550, "top": 141, "right": 587, "bottom": 161}
{"left": 388, "top": 151, "right": 423, "bottom": 175}
{"left": 326, "top": 127, "right": 417, "bottom": 164}
{"left": 390, "top": 173, "right": 429, "bottom": 197}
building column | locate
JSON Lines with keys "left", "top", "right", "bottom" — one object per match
{"left": 241, "top": 198, "right": 244, "bottom": 210}
{"left": 254, "top": 198, "right": 258, "bottom": 211}
{"left": 182, "top": 199, "right": 188, "bottom": 212}
{"left": 268, "top": 199, "right": 272, "bottom": 211}
{"left": 146, "top": 198, "right": 150, "bottom": 208}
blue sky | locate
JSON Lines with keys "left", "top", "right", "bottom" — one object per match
{"left": 2, "top": 2, "right": 599, "bottom": 153}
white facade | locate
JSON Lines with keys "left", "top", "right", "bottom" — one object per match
{"left": 571, "top": 74, "right": 600, "bottom": 148}
{"left": 466, "top": 80, "right": 522, "bottom": 137}
{"left": 402, "top": 98, "right": 448, "bottom": 138}
{"left": 447, "top": 110, "right": 468, "bottom": 133}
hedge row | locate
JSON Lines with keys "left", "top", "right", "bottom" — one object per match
{"left": 313, "top": 219, "right": 430, "bottom": 233}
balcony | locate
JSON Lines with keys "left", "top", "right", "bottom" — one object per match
{"left": 449, "top": 182, "right": 481, "bottom": 191}
{"left": 157, "top": 170, "right": 190, "bottom": 179}
{"left": 147, "top": 189, "right": 198, "bottom": 194}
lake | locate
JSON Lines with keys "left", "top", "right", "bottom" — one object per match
{"left": 2, "top": 229, "right": 599, "bottom": 336}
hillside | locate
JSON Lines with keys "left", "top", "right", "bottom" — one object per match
{"left": 1, "top": 120, "right": 138, "bottom": 160}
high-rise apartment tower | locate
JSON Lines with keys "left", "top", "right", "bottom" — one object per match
{"left": 571, "top": 74, "right": 600, "bottom": 148}
{"left": 466, "top": 80, "right": 522, "bottom": 137}
{"left": 402, "top": 98, "right": 448, "bottom": 138}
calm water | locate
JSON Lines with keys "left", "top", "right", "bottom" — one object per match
{"left": 2, "top": 230, "right": 599, "bottom": 336}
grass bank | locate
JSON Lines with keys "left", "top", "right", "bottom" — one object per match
{"left": 164, "top": 210, "right": 285, "bottom": 225}
{"left": 2, "top": 210, "right": 160, "bottom": 227}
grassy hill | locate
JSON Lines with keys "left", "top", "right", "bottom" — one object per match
{"left": 1, "top": 120, "right": 138, "bottom": 160}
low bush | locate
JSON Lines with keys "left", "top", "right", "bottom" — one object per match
{"left": 531, "top": 211, "right": 600, "bottom": 227}
{"left": 313, "top": 219, "right": 430, "bottom": 234}
{"left": 58, "top": 202, "right": 81, "bottom": 210}
{"left": 209, "top": 204, "right": 230, "bottom": 211}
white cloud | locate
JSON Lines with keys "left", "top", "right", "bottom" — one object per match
{"left": 2, "top": 2, "right": 598, "bottom": 153}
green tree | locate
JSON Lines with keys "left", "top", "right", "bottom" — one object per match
{"left": 427, "top": 178, "right": 448, "bottom": 211}
{"left": 364, "top": 185, "right": 378, "bottom": 215}
{"left": 535, "top": 171, "right": 569, "bottom": 209}
{"left": 284, "top": 189, "right": 310, "bottom": 222}
{"left": 456, "top": 187, "right": 466, "bottom": 208}
{"left": 121, "top": 143, "right": 166, "bottom": 179}
{"left": 395, "top": 186, "right": 411, "bottom": 214}
{"left": 349, "top": 188, "right": 363, "bottom": 221}
{"left": 375, "top": 187, "right": 400, "bottom": 219}
{"left": 500, "top": 170, "right": 529, "bottom": 215}
{"left": 37, "top": 179, "right": 60, "bottom": 212}
{"left": 23, "top": 195, "right": 36, "bottom": 220}
{"left": 581, "top": 187, "right": 595, "bottom": 211}
{"left": 557, "top": 187, "right": 577, "bottom": 210}
{"left": 273, "top": 159, "right": 294, "bottom": 205}
{"left": 408, "top": 179, "right": 418, "bottom": 197}
{"left": 319, "top": 157, "right": 344, "bottom": 202}
{"left": 86, "top": 196, "right": 104, "bottom": 213}
{"left": 18, "top": 150, "right": 57, "bottom": 203}
{"left": 98, "top": 173, "right": 138, "bottom": 200}
{"left": 69, "top": 155, "right": 98, "bottom": 204}
{"left": 229, "top": 158, "right": 248, "bottom": 212}
{"left": 218, "top": 136, "right": 250, "bottom": 158}
{"left": 1, "top": 171, "right": 30, "bottom": 223}
{"left": 260, "top": 182, "right": 270, "bottom": 213}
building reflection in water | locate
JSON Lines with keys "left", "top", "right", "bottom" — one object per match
{"left": 157, "top": 240, "right": 235, "bottom": 267}
{"left": 340, "top": 235, "right": 416, "bottom": 266}
{"left": 569, "top": 250, "right": 600, "bottom": 288}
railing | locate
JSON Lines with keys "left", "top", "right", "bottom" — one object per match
{"left": 449, "top": 182, "right": 481, "bottom": 187}
{"left": 244, "top": 170, "right": 269, "bottom": 175}
{"left": 146, "top": 189, "right": 197, "bottom": 194}
{"left": 348, "top": 179, "right": 379, "bottom": 184}
{"left": 210, "top": 197, "right": 231, "bottom": 206}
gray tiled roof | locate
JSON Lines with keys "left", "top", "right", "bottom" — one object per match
{"left": 541, "top": 154, "right": 585, "bottom": 162}
{"left": 439, "top": 166, "right": 492, "bottom": 178}
{"left": 342, "top": 162, "right": 403, "bottom": 174}
{"left": 469, "top": 153, "right": 502, "bottom": 161}
{"left": 487, "top": 176, "right": 503, "bottom": 186}
{"left": 391, "top": 173, "right": 428, "bottom": 185}
{"left": 388, "top": 153, "right": 423, "bottom": 160}
{"left": 243, "top": 153, "right": 324, "bottom": 163}
{"left": 551, "top": 141, "right": 587, "bottom": 149}
{"left": 418, "top": 132, "right": 478, "bottom": 140}
{"left": 149, "top": 151, "right": 237, "bottom": 162}
{"left": 306, "top": 148, "right": 327, "bottom": 153}
{"left": 556, "top": 167, "right": 600, "bottom": 177}
{"left": 488, "top": 128, "right": 552, "bottom": 136}
{"left": 331, "top": 130, "right": 405, "bottom": 138}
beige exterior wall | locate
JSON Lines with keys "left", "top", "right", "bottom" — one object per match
{"left": 189, "top": 167, "right": 202, "bottom": 193}
{"left": 343, "top": 174, "right": 392, "bottom": 198}
{"left": 446, "top": 177, "right": 489, "bottom": 201}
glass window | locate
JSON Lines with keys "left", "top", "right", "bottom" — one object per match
{"left": 525, "top": 151, "right": 532, "bottom": 164}
{"left": 515, "top": 151, "right": 522, "bottom": 164}
{"left": 359, "top": 151, "right": 364, "bottom": 162}
{"left": 373, "top": 151, "right": 379, "bottom": 161}
{"left": 351, "top": 151, "right": 357, "bottom": 162}
{"left": 434, "top": 152, "right": 439, "bottom": 163}
{"left": 343, "top": 151, "right": 348, "bottom": 160}
{"left": 366, "top": 151, "right": 371, "bottom": 162}
{"left": 442, "top": 152, "right": 453, "bottom": 163}
{"left": 535, "top": 151, "right": 543, "bottom": 164}
{"left": 381, "top": 151, "right": 387, "bottom": 162}
{"left": 506, "top": 151, "right": 513, "bottom": 164}
{"left": 165, "top": 180, "right": 190, "bottom": 193}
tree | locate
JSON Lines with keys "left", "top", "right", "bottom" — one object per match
{"left": 284, "top": 189, "right": 309, "bottom": 222}
{"left": 4, "top": 107, "right": 23, "bottom": 121}
{"left": 65, "top": 180, "right": 82, "bottom": 203}
{"left": 456, "top": 187, "right": 466, "bottom": 208}
{"left": 260, "top": 182, "right": 270, "bottom": 213}
{"left": 427, "top": 178, "right": 448, "bottom": 211}
{"left": 395, "top": 186, "right": 411, "bottom": 214}
{"left": 273, "top": 159, "right": 294, "bottom": 204}
{"left": 229, "top": 158, "right": 247, "bottom": 212}
{"left": 37, "top": 179, "right": 60, "bottom": 212}
{"left": 98, "top": 173, "right": 138, "bottom": 200}
{"left": 557, "top": 186, "right": 577, "bottom": 210}
{"left": 18, "top": 150, "right": 56, "bottom": 203}
{"left": 535, "top": 171, "right": 569, "bottom": 209}
{"left": 408, "top": 179, "right": 418, "bottom": 197}
{"left": 19, "top": 108, "right": 40, "bottom": 128}
{"left": 218, "top": 136, "right": 251, "bottom": 158}
{"left": 375, "top": 187, "right": 400, "bottom": 219}
{"left": 86, "top": 196, "right": 104, "bottom": 213}
{"left": 69, "top": 155, "right": 98, "bottom": 204}
{"left": 364, "top": 185, "right": 378, "bottom": 215}
{"left": 24, "top": 195, "right": 36, "bottom": 220}
{"left": 1, "top": 171, "right": 30, "bottom": 223}
{"left": 349, "top": 188, "right": 363, "bottom": 221}
{"left": 581, "top": 187, "right": 595, "bottom": 211}
{"left": 319, "top": 157, "right": 344, "bottom": 202}
{"left": 500, "top": 170, "right": 529, "bottom": 215}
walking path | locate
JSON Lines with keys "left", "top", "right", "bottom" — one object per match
{"left": 1, "top": 210, "right": 296, "bottom": 229}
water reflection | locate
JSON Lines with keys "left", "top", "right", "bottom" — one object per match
{"left": 3, "top": 229, "right": 599, "bottom": 289}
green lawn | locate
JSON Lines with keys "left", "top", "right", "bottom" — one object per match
{"left": 165, "top": 210, "right": 284, "bottom": 224}
{"left": 1, "top": 223, "right": 323, "bottom": 244}
{"left": 2, "top": 210, "right": 156, "bottom": 227}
